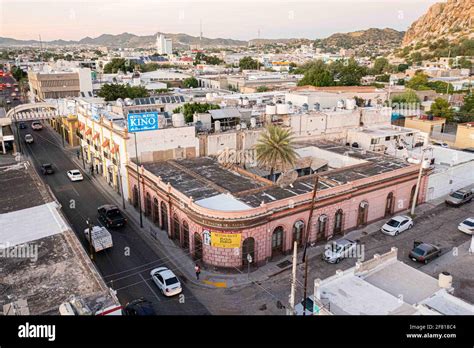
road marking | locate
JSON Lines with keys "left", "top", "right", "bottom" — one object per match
{"left": 139, "top": 273, "right": 162, "bottom": 302}
{"left": 202, "top": 279, "right": 227, "bottom": 288}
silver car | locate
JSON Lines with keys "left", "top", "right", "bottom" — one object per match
{"left": 322, "top": 238, "right": 358, "bottom": 264}
{"left": 445, "top": 189, "right": 473, "bottom": 207}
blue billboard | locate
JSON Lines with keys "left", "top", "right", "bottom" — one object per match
{"left": 127, "top": 112, "right": 159, "bottom": 132}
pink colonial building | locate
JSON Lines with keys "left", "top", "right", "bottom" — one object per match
{"left": 127, "top": 141, "right": 429, "bottom": 270}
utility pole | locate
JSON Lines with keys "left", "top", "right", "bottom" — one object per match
{"left": 301, "top": 175, "right": 319, "bottom": 316}
{"left": 410, "top": 148, "right": 429, "bottom": 217}
{"left": 288, "top": 241, "right": 297, "bottom": 315}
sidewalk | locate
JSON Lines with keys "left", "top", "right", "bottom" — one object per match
{"left": 62, "top": 142, "right": 467, "bottom": 290}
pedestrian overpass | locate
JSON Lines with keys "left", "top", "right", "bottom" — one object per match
{"left": 6, "top": 102, "right": 58, "bottom": 122}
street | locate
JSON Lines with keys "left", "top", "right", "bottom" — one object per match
{"left": 19, "top": 121, "right": 209, "bottom": 315}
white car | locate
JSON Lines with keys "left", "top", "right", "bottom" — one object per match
{"left": 24, "top": 134, "right": 34, "bottom": 144}
{"left": 322, "top": 238, "right": 358, "bottom": 264}
{"left": 150, "top": 267, "right": 182, "bottom": 297}
{"left": 31, "top": 121, "right": 43, "bottom": 130}
{"left": 381, "top": 215, "right": 413, "bottom": 236}
{"left": 67, "top": 169, "right": 84, "bottom": 182}
{"left": 458, "top": 218, "right": 474, "bottom": 235}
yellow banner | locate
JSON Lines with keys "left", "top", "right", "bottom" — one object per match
{"left": 211, "top": 232, "right": 241, "bottom": 248}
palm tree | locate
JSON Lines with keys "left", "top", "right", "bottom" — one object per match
{"left": 255, "top": 125, "right": 299, "bottom": 181}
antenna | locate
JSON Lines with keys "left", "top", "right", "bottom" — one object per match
{"left": 200, "top": 19, "right": 203, "bottom": 48}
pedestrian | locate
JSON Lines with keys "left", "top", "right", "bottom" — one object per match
{"left": 194, "top": 264, "right": 201, "bottom": 280}
{"left": 76, "top": 149, "right": 80, "bottom": 159}
{"left": 90, "top": 165, "right": 94, "bottom": 176}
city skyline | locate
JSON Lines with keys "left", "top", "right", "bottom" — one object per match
{"left": 0, "top": 0, "right": 440, "bottom": 41}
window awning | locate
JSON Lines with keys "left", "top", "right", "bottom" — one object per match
{"left": 92, "top": 133, "right": 99, "bottom": 140}
{"left": 85, "top": 128, "right": 92, "bottom": 136}
{"left": 79, "top": 123, "right": 85, "bottom": 130}
{"left": 102, "top": 139, "right": 110, "bottom": 148}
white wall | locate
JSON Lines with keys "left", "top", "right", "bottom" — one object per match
{"left": 427, "top": 161, "right": 474, "bottom": 200}
{"left": 206, "top": 132, "right": 237, "bottom": 155}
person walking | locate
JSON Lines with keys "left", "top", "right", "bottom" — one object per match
{"left": 194, "top": 264, "right": 201, "bottom": 280}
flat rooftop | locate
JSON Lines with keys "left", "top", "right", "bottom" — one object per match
{"left": 0, "top": 162, "right": 115, "bottom": 315}
{"left": 141, "top": 141, "right": 410, "bottom": 209}
{"left": 351, "top": 126, "right": 416, "bottom": 137}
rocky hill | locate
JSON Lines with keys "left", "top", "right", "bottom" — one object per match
{"left": 314, "top": 28, "right": 404, "bottom": 50}
{"left": 402, "top": 0, "right": 474, "bottom": 46}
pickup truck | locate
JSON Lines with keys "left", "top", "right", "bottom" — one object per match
{"left": 84, "top": 225, "right": 113, "bottom": 252}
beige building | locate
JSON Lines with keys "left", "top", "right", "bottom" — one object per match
{"left": 404, "top": 115, "right": 446, "bottom": 136}
{"left": 454, "top": 122, "right": 474, "bottom": 149}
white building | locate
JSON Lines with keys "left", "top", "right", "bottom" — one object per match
{"left": 156, "top": 34, "right": 173, "bottom": 55}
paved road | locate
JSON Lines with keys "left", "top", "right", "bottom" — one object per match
{"left": 20, "top": 121, "right": 209, "bottom": 315}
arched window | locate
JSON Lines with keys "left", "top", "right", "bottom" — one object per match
{"left": 172, "top": 213, "right": 180, "bottom": 241}
{"left": 271, "top": 227, "right": 284, "bottom": 258}
{"left": 132, "top": 185, "right": 139, "bottom": 209}
{"left": 182, "top": 221, "right": 189, "bottom": 250}
{"left": 160, "top": 202, "right": 168, "bottom": 233}
{"left": 385, "top": 192, "right": 394, "bottom": 217}
{"left": 242, "top": 237, "right": 255, "bottom": 266}
{"left": 357, "top": 201, "right": 369, "bottom": 226}
{"left": 317, "top": 215, "right": 328, "bottom": 240}
{"left": 334, "top": 209, "right": 343, "bottom": 235}
{"left": 292, "top": 220, "right": 304, "bottom": 247}
{"left": 153, "top": 198, "right": 159, "bottom": 225}
{"left": 193, "top": 233, "right": 203, "bottom": 261}
{"left": 145, "top": 192, "right": 152, "bottom": 217}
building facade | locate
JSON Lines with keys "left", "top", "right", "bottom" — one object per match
{"left": 126, "top": 142, "right": 429, "bottom": 270}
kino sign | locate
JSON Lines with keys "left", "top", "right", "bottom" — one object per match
{"left": 127, "top": 112, "right": 159, "bottom": 132}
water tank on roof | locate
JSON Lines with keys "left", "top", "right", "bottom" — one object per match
{"left": 124, "top": 98, "right": 133, "bottom": 106}
{"left": 313, "top": 103, "right": 320, "bottom": 111}
{"left": 346, "top": 99, "right": 356, "bottom": 110}
{"left": 256, "top": 99, "right": 263, "bottom": 105}
{"left": 302, "top": 103, "right": 309, "bottom": 111}
{"left": 266, "top": 104, "right": 276, "bottom": 115}
{"left": 250, "top": 117, "right": 256, "bottom": 128}
{"left": 116, "top": 98, "right": 124, "bottom": 106}
{"left": 172, "top": 113, "right": 185, "bottom": 127}
{"left": 242, "top": 98, "right": 250, "bottom": 106}
{"left": 337, "top": 99, "right": 345, "bottom": 109}
{"left": 276, "top": 103, "right": 289, "bottom": 115}
{"left": 214, "top": 120, "right": 221, "bottom": 132}
{"left": 206, "top": 93, "right": 213, "bottom": 101}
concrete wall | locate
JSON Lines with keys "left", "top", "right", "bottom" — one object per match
{"left": 455, "top": 123, "right": 474, "bottom": 149}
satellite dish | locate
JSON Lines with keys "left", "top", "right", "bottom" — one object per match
{"left": 276, "top": 170, "right": 298, "bottom": 188}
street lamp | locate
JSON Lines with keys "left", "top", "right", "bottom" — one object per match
{"left": 246, "top": 253, "right": 253, "bottom": 278}
{"left": 410, "top": 147, "right": 432, "bottom": 217}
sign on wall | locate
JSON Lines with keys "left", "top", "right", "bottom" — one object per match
{"left": 127, "top": 112, "right": 159, "bottom": 133}
{"left": 211, "top": 232, "right": 241, "bottom": 249}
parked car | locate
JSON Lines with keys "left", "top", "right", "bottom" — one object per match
{"left": 445, "top": 189, "right": 473, "bottom": 207}
{"left": 24, "top": 134, "right": 34, "bottom": 144}
{"left": 322, "top": 238, "right": 358, "bottom": 264}
{"left": 19, "top": 122, "right": 26, "bottom": 129}
{"left": 31, "top": 121, "right": 43, "bottom": 130}
{"left": 40, "top": 163, "right": 54, "bottom": 175}
{"left": 461, "top": 148, "right": 474, "bottom": 154}
{"left": 458, "top": 217, "right": 474, "bottom": 235}
{"left": 381, "top": 215, "right": 413, "bottom": 236}
{"left": 432, "top": 141, "right": 449, "bottom": 148}
{"left": 150, "top": 267, "right": 182, "bottom": 297}
{"left": 124, "top": 298, "right": 156, "bottom": 316}
{"left": 409, "top": 241, "right": 441, "bottom": 264}
{"left": 67, "top": 169, "right": 84, "bottom": 182}
{"left": 97, "top": 204, "right": 127, "bottom": 228}
{"left": 294, "top": 296, "right": 317, "bottom": 316}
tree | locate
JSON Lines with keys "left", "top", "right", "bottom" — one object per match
{"left": 397, "top": 63, "right": 409, "bottom": 72}
{"left": 11, "top": 66, "right": 27, "bottom": 82}
{"left": 298, "top": 61, "right": 334, "bottom": 87}
{"left": 426, "top": 81, "right": 454, "bottom": 94}
{"left": 97, "top": 83, "right": 149, "bottom": 101}
{"left": 239, "top": 56, "right": 259, "bottom": 70}
{"left": 103, "top": 58, "right": 133, "bottom": 73}
{"left": 183, "top": 77, "right": 199, "bottom": 88}
{"left": 173, "top": 102, "right": 220, "bottom": 123}
{"left": 406, "top": 72, "right": 430, "bottom": 90}
{"left": 256, "top": 86, "right": 269, "bottom": 92}
{"left": 372, "top": 57, "right": 390, "bottom": 74}
{"left": 255, "top": 125, "right": 299, "bottom": 181}
{"left": 429, "top": 98, "right": 454, "bottom": 122}
{"left": 333, "top": 59, "right": 367, "bottom": 86}
{"left": 375, "top": 74, "right": 390, "bottom": 83}
{"left": 391, "top": 89, "right": 420, "bottom": 105}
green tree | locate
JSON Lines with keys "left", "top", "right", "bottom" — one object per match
{"left": 406, "top": 72, "right": 430, "bottom": 90}
{"left": 391, "top": 89, "right": 420, "bottom": 105}
{"left": 372, "top": 57, "right": 390, "bottom": 74}
{"left": 332, "top": 59, "right": 367, "bottom": 86}
{"left": 397, "top": 63, "right": 409, "bottom": 72}
{"left": 256, "top": 86, "right": 269, "bottom": 92}
{"left": 239, "top": 56, "right": 259, "bottom": 70}
{"left": 255, "top": 125, "right": 299, "bottom": 181}
{"left": 183, "top": 77, "right": 199, "bottom": 88}
{"left": 173, "top": 102, "right": 220, "bottom": 123}
{"left": 429, "top": 98, "right": 453, "bottom": 121}
{"left": 426, "top": 81, "right": 454, "bottom": 94}
{"left": 97, "top": 83, "right": 149, "bottom": 101}
{"left": 103, "top": 58, "right": 133, "bottom": 74}
{"left": 11, "top": 66, "right": 27, "bottom": 82}
{"left": 375, "top": 74, "right": 390, "bottom": 83}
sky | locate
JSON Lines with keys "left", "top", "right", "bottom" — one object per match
{"left": 0, "top": 0, "right": 441, "bottom": 41}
